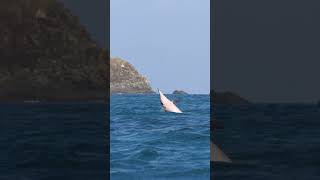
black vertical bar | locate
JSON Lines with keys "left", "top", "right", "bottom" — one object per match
{"left": 104, "top": 0, "right": 110, "bottom": 179}
{"left": 210, "top": 0, "right": 216, "bottom": 179}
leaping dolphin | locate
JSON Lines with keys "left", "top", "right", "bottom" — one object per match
{"left": 158, "top": 89, "right": 183, "bottom": 113}
{"left": 211, "top": 142, "right": 232, "bottom": 163}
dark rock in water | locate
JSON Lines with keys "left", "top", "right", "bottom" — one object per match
{"left": 110, "top": 58, "right": 153, "bottom": 94}
{"left": 211, "top": 90, "right": 249, "bottom": 104}
{"left": 0, "top": 0, "right": 108, "bottom": 101}
{"left": 172, "top": 90, "right": 188, "bottom": 95}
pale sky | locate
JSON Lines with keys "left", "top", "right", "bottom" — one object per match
{"left": 111, "top": 0, "right": 210, "bottom": 94}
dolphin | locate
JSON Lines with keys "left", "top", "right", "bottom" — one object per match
{"left": 211, "top": 142, "right": 232, "bottom": 163}
{"left": 158, "top": 89, "right": 183, "bottom": 113}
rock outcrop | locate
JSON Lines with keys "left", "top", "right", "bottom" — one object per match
{"left": 211, "top": 90, "right": 249, "bottom": 104}
{"left": 110, "top": 58, "right": 153, "bottom": 94}
{"left": 172, "top": 90, "right": 188, "bottom": 95}
{"left": 0, "top": 0, "right": 108, "bottom": 101}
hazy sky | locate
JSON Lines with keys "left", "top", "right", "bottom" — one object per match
{"left": 111, "top": 0, "right": 210, "bottom": 94}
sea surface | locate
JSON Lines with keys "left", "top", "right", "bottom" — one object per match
{"left": 0, "top": 103, "right": 107, "bottom": 180}
{"left": 213, "top": 104, "right": 320, "bottom": 180}
{"left": 111, "top": 94, "right": 210, "bottom": 180}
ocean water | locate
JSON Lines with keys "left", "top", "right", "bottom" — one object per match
{"left": 213, "top": 104, "right": 320, "bottom": 180}
{"left": 0, "top": 103, "right": 107, "bottom": 180}
{"left": 111, "top": 94, "right": 210, "bottom": 180}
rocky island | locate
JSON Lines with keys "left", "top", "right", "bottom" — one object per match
{"left": 172, "top": 90, "right": 188, "bottom": 95}
{"left": 0, "top": 0, "right": 155, "bottom": 101}
{"left": 110, "top": 58, "right": 153, "bottom": 94}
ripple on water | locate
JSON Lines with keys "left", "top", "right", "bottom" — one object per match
{"left": 111, "top": 94, "right": 210, "bottom": 179}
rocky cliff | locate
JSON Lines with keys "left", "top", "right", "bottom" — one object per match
{"left": 110, "top": 58, "right": 153, "bottom": 94}
{"left": 0, "top": 0, "right": 108, "bottom": 101}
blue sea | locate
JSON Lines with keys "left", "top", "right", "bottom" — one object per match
{"left": 110, "top": 94, "right": 210, "bottom": 180}
{"left": 0, "top": 103, "right": 107, "bottom": 180}
{"left": 2, "top": 99, "right": 317, "bottom": 179}
{"left": 213, "top": 104, "right": 320, "bottom": 180}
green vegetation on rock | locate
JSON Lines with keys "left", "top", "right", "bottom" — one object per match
{"left": 110, "top": 58, "right": 153, "bottom": 94}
